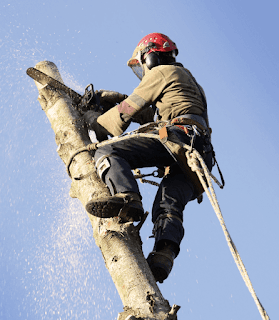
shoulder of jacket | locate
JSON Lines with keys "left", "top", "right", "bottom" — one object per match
{"left": 143, "top": 65, "right": 167, "bottom": 81}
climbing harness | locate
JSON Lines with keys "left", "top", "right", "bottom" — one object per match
{"left": 66, "top": 119, "right": 219, "bottom": 192}
{"left": 66, "top": 123, "right": 270, "bottom": 319}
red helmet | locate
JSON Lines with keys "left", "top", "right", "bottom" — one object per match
{"left": 127, "top": 33, "right": 178, "bottom": 80}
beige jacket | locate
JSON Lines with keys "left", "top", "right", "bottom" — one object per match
{"left": 97, "top": 64, "right": 207, "bottom": 137}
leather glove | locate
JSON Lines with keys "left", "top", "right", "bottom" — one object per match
{"left": 91, "top": 118, "right": 110, "bottom": 142}
{"left": 83, "top": 111, "right": 109, "bottom": 142}
{"left": 97, "top": 90, "right": 128, "bottom": 113}
{"left": 83, "top": 110, "right": 101, "bottom": 129}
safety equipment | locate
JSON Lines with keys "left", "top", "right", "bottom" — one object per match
{"left": 90, "top": 118, "right": 110, "bottom": 142}
{"left": 127, "top": 33, "right": 178, "bottom": 80}
{"left": 145, "top": 52, "right": 161, "bottom": 70}
{"left": 83, "top": 110, "right": 100, "bottom": 128}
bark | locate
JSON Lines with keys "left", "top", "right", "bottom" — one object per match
{"left": 31, "top": 61, "right": 180, "bottom": 320}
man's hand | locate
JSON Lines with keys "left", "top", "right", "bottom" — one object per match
{"left": 91, "top": 119, "right": 110, "bottom": 142}
{"left": 83, "top": 110, "right": 101, "bottom": 128}
{"left": 97, "top": 90, "right": 128, "bottom": 113}
{"left": 83, "top": 110, "right": 109, "bottom": 142}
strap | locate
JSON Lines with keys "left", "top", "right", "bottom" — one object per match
{"left": 212, "top": 151, "right": 225, "bottom": 188}
{"left": 159, "top": 126, "right": 168, "bottom": 143}
{"left": 74, "top": 170, "right": 95, "bottom": 181}
{"left": 151, "top": 213, "right": 183, "bottom": 239}
{"left": 171, "top": 114, "right": 209, "bottom": 134}
{"left": 148, "top": 251, "right": 174, "bottom": 266}
{"left": 154, "top": 213, "right": 183, "bottom": 226}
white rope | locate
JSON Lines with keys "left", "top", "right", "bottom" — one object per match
{"left": 185, "top": 148, "right": 270, "bottom": 320}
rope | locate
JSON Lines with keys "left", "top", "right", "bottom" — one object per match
{"left": 185, "top": 147, "right": 270, "bottom": 320}
{"left": 66, "top": 143, "right": 97, "bottom": 178}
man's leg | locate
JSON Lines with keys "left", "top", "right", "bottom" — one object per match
{"left": 86, "top": 135, "right": 175, "bottom": 221}
{"left": 147, "top": 164, "right": 195, "bottom": 282}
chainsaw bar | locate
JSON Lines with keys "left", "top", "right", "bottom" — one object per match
{"left": 26, "top": 67, "right": 82, "bottom": 105}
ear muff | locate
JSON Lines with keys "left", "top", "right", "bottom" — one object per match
{"left": 145, "top": 52, "right": 160, "bottom": 70}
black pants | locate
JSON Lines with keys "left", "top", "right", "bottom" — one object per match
{"left": 94, "top": 127, "right": 212, "bottom": 253}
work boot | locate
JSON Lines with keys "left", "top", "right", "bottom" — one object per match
{"left": 85, "top": 192, "right": 144, "bottom": 222}
{"left": 147, "top": 241, "right": 178, "bottom": 283}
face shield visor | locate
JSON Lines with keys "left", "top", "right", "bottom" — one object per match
{"left": 127, "top": 50, "right": 145, "bottom": 80}
{"left": 130, "top": 62, "right": 144, "bottom": 80}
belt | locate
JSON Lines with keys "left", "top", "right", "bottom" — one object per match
{"left": 171, "top": 114, "right": 211, "bottom": 135}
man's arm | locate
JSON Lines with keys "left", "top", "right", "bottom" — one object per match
{"left": 131, "top": 107, "right": 155, "bottom": 125}
{"left": 94, "top": 68, "right": 166, "bottom": 138}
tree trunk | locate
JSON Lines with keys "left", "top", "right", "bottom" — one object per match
{"left": 31, "top": 61, "right": 179, "bottom": 320}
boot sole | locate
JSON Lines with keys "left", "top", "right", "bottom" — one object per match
{"left": 86, "top": 198, "right": 143, "bottom": 221}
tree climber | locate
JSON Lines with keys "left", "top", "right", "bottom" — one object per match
{"left": 84, "top": 33, "right": 213, "bottom": 283}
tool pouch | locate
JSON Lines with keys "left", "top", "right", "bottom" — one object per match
{"left": 160, "top": 127, "right": 205, "bottom": 198}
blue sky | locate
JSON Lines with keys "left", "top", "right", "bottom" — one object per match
{"left": 1, "top": 0, "right": 278, "bottom": 319}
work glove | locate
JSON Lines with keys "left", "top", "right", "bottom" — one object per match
{"left": 91, "top": 119, "right": 110, "bottom": 142}
{"left": 83, "top": 110, "right": 100, "bottom": 129}
{"left": 97, "top": 90, "right": 128, "bottom": 113}
{"left": 83, "top": 110, "right": 109, "bottom": 142}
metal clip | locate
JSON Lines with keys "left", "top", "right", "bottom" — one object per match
{"left": 192, "top": 125, "right": 201, "bottom": 136}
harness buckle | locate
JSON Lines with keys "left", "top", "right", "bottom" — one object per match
{"left": 159, "top": 126, "right": 168, "bottom": 144}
